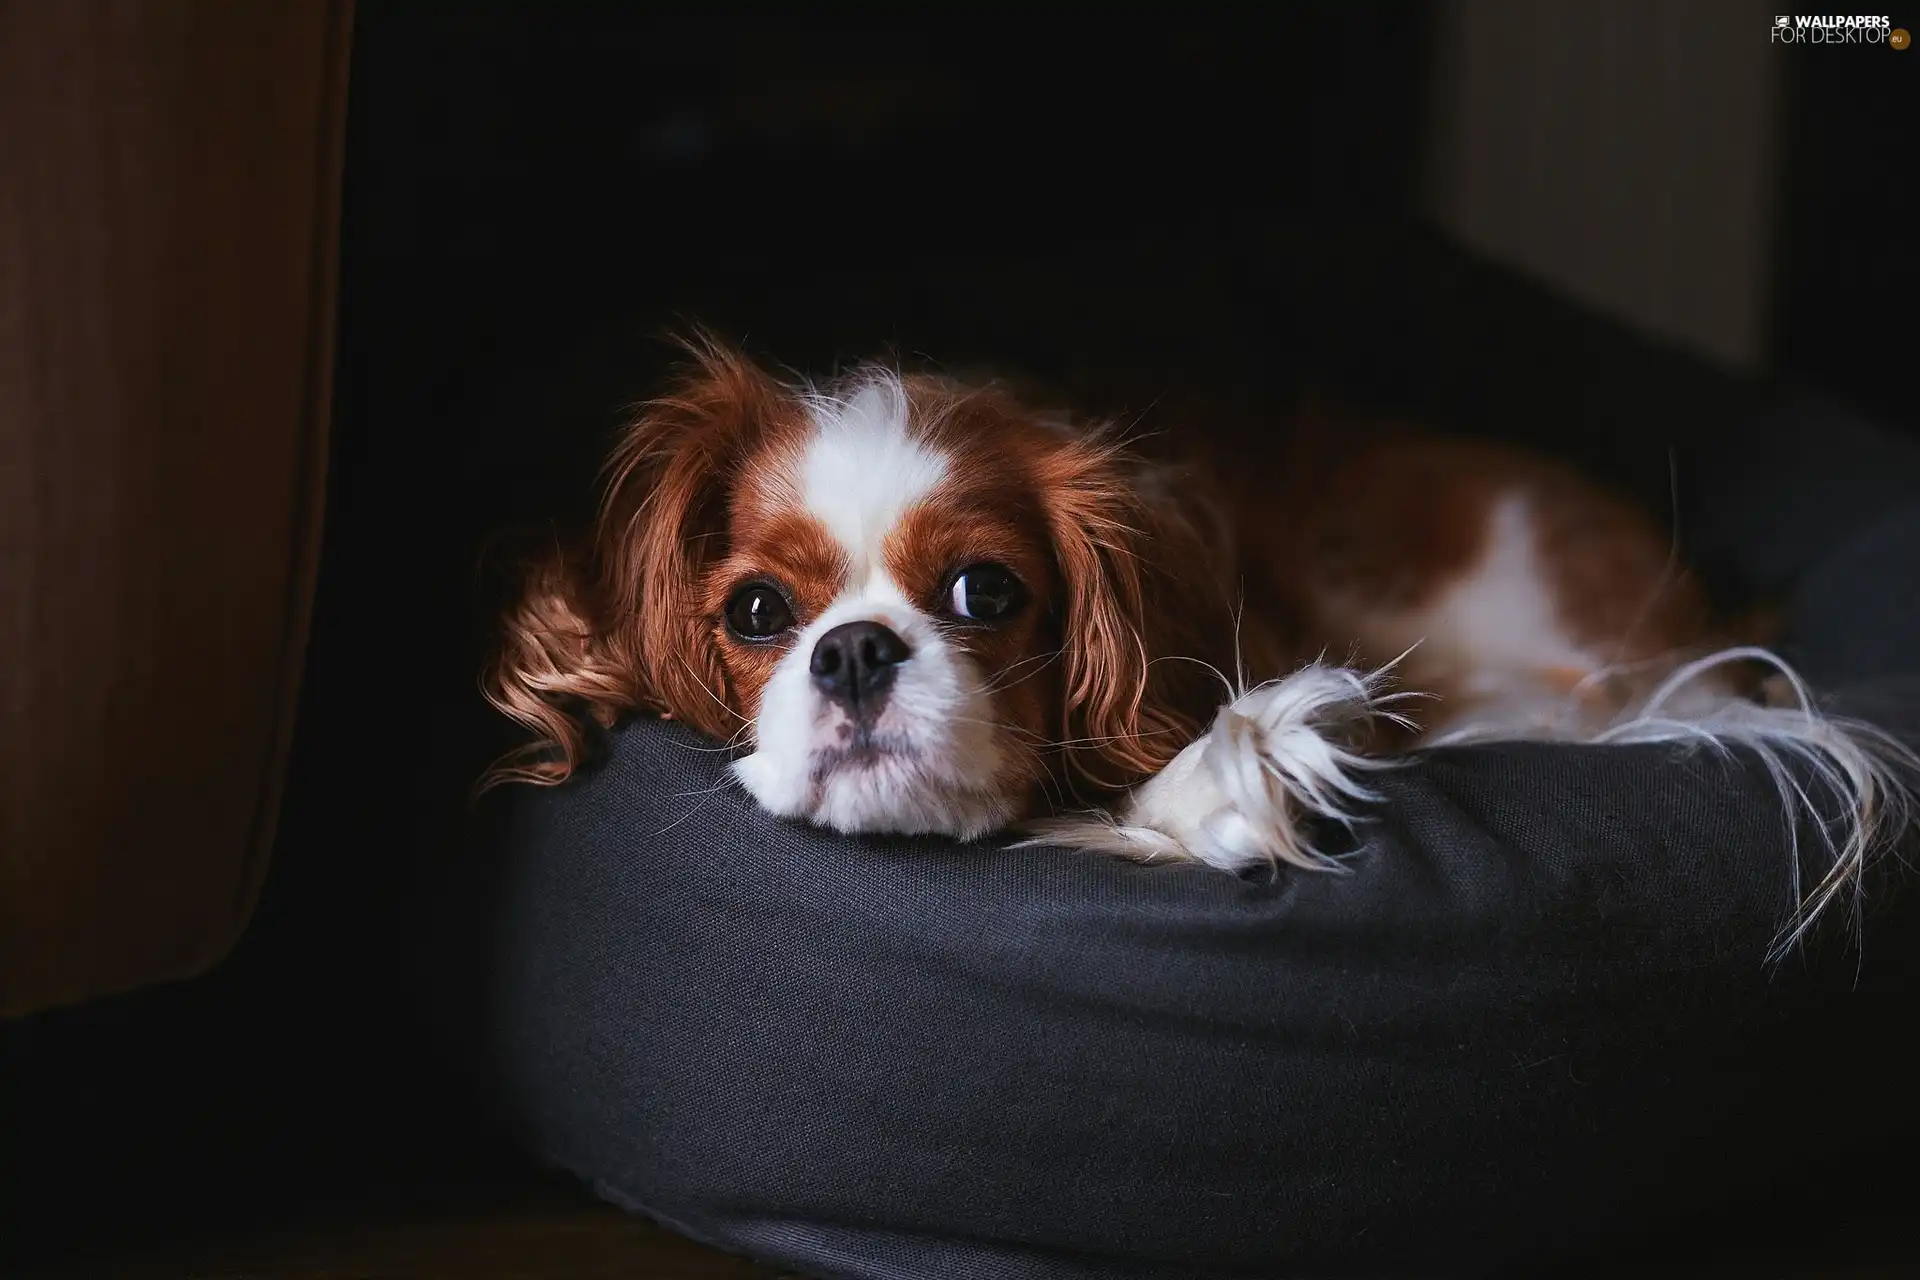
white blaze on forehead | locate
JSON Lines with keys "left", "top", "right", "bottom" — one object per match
{"left": 799, "top": 374, "right": 948, "bottom": 573}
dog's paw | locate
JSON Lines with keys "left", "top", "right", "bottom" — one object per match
{"left": 1023, "top": 663, "right": 1399, "bottom": 873}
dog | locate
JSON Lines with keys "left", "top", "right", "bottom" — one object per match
{"left": 484, "top": 336, "right": 1914, "bottom": 956}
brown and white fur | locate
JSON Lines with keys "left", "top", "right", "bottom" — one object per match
{"left": 485, "top": 339, "right": 1915, "bottom": 958}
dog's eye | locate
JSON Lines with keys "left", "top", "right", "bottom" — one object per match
{"left": 947, "top": 564, "right": 1026, "bottom": 622}
{"left": 724, "top": 582, "right": 795, "bottom": 640}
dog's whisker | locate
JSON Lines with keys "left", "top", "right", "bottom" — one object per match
{"left": 665, "top": 718, "right": 758, "bottom": 753}
{"left": 983, "top": 649, "right": 1065, "bottom": 696}
{"left": 654, "top": 776, "right": 741, "bottom": 836}
{"left": 677, "top": 655, "right": 750, "bottom": 725}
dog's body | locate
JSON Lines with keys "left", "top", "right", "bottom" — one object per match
{"left": 486, "top": 341, "right": 1913, "bottom": 954}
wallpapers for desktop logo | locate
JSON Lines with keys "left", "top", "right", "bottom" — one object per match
{"left": 1771, "top": 14, "right": 1908, "bottom": 45}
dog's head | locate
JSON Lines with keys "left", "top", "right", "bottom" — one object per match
{"left": 485, "top": 339, "right": 1234, "bottom": 837}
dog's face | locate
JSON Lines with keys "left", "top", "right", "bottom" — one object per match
{"left": 580, "top": 343, "right": 1228, "bottom": 838}
{"left": 714, "top": 374, "right": 1063, "bottom": 837}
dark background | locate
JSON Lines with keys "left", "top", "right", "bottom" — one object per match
{"left": 4, "top": 4, "right": 1915, "bottom": 1272}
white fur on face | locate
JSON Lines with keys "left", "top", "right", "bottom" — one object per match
{"left": 731, "top": 375, "right": 1015, "bottom": 839}
{"left": 798, "top": 378, "right": 948, "bottom": 566}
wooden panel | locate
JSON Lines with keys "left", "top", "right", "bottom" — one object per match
{"left": 22, "top": 1199, "right": 792, "bottom": 1280}
{"left": 1425, "top": 0, "right": 1783, "bottom": 371}
{"left": 0, "top": 0, "right": 350, "bottom": 1016}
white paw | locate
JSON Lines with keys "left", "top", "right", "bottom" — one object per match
{"left": 1024, "top": 663, "right": 1398, "bottom": 873}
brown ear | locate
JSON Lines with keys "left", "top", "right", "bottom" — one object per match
{"left": 481, "top": 335, "right": 789, "bottom": 787}
{"left": 1039, "top": 430, "right": 1233, "bottom": 798}
{"left": 479, "top": 533, "right": 631, "bottom": 788}
{"left": 596, "top": 336, "right": 792, "bottom": 737}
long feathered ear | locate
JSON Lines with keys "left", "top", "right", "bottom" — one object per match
{"left": 596, "top": 337, "right": 792, "bottom": 735}
{"left": 481, "top": 336, "right": 790, "bottom": 788}
{"left": 1040, "top": 429, "right": 1236, "bottom": 799}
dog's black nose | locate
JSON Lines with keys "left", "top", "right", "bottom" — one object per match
{"left": 810, "top": 621, "right": 910, "bottom": 711}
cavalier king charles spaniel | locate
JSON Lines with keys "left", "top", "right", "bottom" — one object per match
{"left": 485, "top": 338, "right": 1913, "bottom": 954}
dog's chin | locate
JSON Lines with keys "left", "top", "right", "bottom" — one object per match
{"left": 732, "top": 739, "right": 1016, "bottom": 841}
